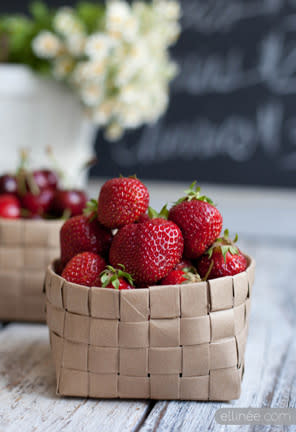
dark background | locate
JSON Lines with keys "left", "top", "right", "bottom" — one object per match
{"left": 2, "top": 0, "right": 296, "bottom": 188}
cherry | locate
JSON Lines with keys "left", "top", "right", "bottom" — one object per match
{"left": 0, "top": 175, "right": 17, "bottom": 195}
{"left": 0, "top": 194, "right": 21, "bottom": 219}
{"left": 32, "top": 169, "right": 59, "bottom": 191}
{"left": 21, "top": 188, "right": 55, "bottom": 216}
{"left": 42, "top": 169, "right": 59, "bottom": 189}
{"left": 51, "top": 190, "right": 88, "bottom": 217}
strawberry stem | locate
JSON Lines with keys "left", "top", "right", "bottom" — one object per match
{"left": 205, "top": 229, "right": 240, "bottom": 263}
{"left": 203, "top": 260, "right": 214, "bottom": 281}
{"left": 175, "top": 181, "right": 214, "bottom": 205}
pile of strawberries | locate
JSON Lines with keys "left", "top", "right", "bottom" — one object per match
{"left": 59, "top": 176, "right": 248, "bottom": 289}
{"left": 0, "top": 169, "right": 87, "bottom": 220}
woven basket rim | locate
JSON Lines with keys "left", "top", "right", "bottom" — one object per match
{"left": 0, "top": 217, "right": 63, "bottom": 226}
{"left": 47, "top": 254, "right": 255, "bottom": 292}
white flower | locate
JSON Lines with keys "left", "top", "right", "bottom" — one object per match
{"left": 119, "top": 84, "right": 141, "bottom": 104}
{"left": 105, "top": 122, "right": 124, "bottom": 141}
{"left": 165, "top": 21, "right": 181, "bottom": 44}
{"left": 122, "top": 16, "right": 139, "bottom": 42}
{"left": 106, "top": 1, "right": 139, "bottom": 41}
{"left": 154, "top": 1, "right": 181, "bottom": 21}
{"left": 66, "top": 34, "right": 86, "bottom": 57}
{"left": 72, "top": 60, "right": 107, "bottom": 84}
{"left": 106, "top": 1, "right": 131, "bottom": 29}
{"left": 32, "top": 0, "right": 181, "bottom": 141}
{"left": 118, "top": 105, "right": 144, "bottom": 128}
{"left": 80, "top": 82, "right": 104, "bottom": 106}
{"left": 54, "top": 7, "right": 84, "bottom": 37}
{"left": 85, "top": 34, "right": 116, "bottom": 60}
{"left": 53, "top": 56, "right": 74, "bottom": 79}
{"left": 92, "top": 99, "right": 117, "bottom": 125}
{"left": 32, "top": 31, "right": 63, "bottom": 59}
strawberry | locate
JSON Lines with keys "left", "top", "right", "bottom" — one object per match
{"left": 175, "top": 259, "right": 193, "bottom": 271}
{"left": 197, "top": 230, "right": 247, "bottom": 279}
{"left": 161, "top": 269, "right": 188, "bottom": 285}
{"left": 97, "top": 176, "right": 149, "bottom": 229}
{"left": 160, "top": 265, "right": 201, "bottom": 285}
{"left": 60, "top": 214, "right": 112, "bottom": 265}
{"left": 62, "top": 252, "right": 106, "bottom": 287}
{"left": 109, "top": 216, "right": 184, "bottom": 285}
{"left": 169, "top": 182, "right": 223, "bottom": 259}
{"left": 100, "top": 265, "right": 134, "bottom": 290}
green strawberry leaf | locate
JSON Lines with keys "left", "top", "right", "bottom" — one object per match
{"left": 84, "top": 199, "right": 98, "bottom": 221}
{"left": 174, "top": 181, "right": 215, "bottom": 206}
{"left": 100, "top": 264, "right": 134, "bottom": 289}
{"left": 147, "top": 205, "right": 168, "bottom": 220}
{"left": 112, "top": 278, "right": 120, "bottom": 290}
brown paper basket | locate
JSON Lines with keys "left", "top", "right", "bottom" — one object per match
{"left": 0, "top": 218, "right": 63, "bottom": 322}
{"left": 45, "top": 256, "right": 255, "bottom": 401}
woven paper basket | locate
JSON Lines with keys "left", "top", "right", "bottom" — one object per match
{"left": 45, "top": 256, "right": 255, "bottom": 401}
{"left": 0, "top": 218, "right": 63, "bottom": 322}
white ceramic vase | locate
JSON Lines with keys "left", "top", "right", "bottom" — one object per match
{"left": 0, "top": 64, "right": 96, "bottom": 187}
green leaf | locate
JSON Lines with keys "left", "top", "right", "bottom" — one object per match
{"left": 29, "top": 2, "right": 49, "bottom": 23}
{"left": 100, "top": 273, "right": 109, "bottom": 284}
{"left": 83, "top": 199, "right": 98, "bottom": 220}
{"left": 112, "top": 278, "right": 120, "bottom": 290}
{"left": 77, "top": 2, "right": 105, "bottom": 33}
{"left": 174, "top": 181, "right": 215, "bottom": 206}
{"left": 148, "top": 206, "right": 159, "bottom": 219}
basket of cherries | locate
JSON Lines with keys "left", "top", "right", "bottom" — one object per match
{"left": 0, "top": 154, "right": 87, "bottom": 322}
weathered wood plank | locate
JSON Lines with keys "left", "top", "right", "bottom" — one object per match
{"left": 0, "top": 239, "right": 295, "bottom": 432}
{"left": 0, "top": 324, "right": 150, "bottom": 432}
{"left": 139, "top": 240, "right": 296, "bottom": 432}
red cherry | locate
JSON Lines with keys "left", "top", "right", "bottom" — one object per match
{"left": 0, "top": 175, "right": 17, "bottom": 195}
{"left": 33, "top": 169, "right": 59, "bottom": 191}
{"left": 21, "top": 188, "right": 55, "bottom": 216}
{"left": 51, "top": 189, "right": 88, "bottom": 217}
{"left": 0, "top": 194, "right": 21, "bottom": 219}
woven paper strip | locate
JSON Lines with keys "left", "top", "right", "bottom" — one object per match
{"left": 0, "top": 219, "right": 63, "bottom": 322}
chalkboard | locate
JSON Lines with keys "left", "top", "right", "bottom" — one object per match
{"left": 2, "top": 0, "right": 296, "bottom": 187}
{"left": 93, "top": 0, "right": 296, "bottom": 188}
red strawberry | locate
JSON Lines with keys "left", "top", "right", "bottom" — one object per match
{"left": 175, "top": 259, "right": 193, "bottom": 271}
{"left": 169, "top": 182, "right": 223, "bottom": 259}
{"left": 97, "top": 176, "right": 149, "bottom": 228}
{"left": 137, "top": 213, "right": 150, "bottom": 223}
{"left": 60, "top": 214, "right": 112, "bottom": 265}
{"left": 100, "top": 265, "right": 134, "bottom": 290}
{"left": 109, "top": 217, "right": 184, "bottom": 285}
{"left": 0, "top": 194, "right": 21, "bottom": 219}
{"left": 62, "top": 252, "right": 106, "bottom": 287}
{"left": 161, "top": 269, "right": 188, "bottom": 285}
{"left": 197, "top": 230, "right": 247, "bottom": 279}
{"left": 161, "top": 266, "right": 201, "bottom": 285}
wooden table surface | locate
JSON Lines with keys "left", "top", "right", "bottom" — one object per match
{"left": 1, "top": 183, "right": 296, "bottom": 432}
